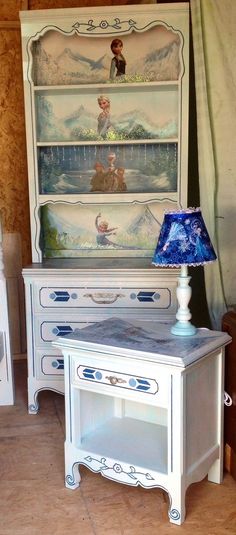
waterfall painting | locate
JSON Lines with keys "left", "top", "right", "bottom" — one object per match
{"left": 40, "top": 201, "right": 174, "bottom": 258}
{"left": 38, "top": 143, "right": 178, "bottom": 195}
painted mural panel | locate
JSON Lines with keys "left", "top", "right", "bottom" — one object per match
{"left": 40, "top": 202, "right": 173, "bottom": 259}
{"left": 31, "top": 23, "right": 182, "bottom": 86}
{"left": 38, "top": 143, "right": 178, "bottom": 195}
{"left": 36, "top": 87, "right": 178, "bottom": 143}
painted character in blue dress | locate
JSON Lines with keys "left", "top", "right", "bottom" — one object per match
{"left": 190, "top": 218, "right": 214, "bottom": 261}
{"left": 97, "top": 95, "right": 111, "bottom": 137}
{"left": 95, "top": 213, "right": 118, "bottom": 247}
{"left": 95, "top": 213, "right": 139, "bottom": 250}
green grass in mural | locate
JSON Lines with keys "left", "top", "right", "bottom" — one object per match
{"left": 106, "top": 73, "right": 159, "bottom": 84}
{"left": 71, "top": 124, "right": 156, "bottom": 141}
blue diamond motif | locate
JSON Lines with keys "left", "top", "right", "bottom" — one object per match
{"left": 49, "top": 291, "right": 70, "bottom": 302}
{"left": 55, "top": 325, "right": 73, "bottom": 336}
{"left": 137, "top": 291, "right": 156, "bottom": 302}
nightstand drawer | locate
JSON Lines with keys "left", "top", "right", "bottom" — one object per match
{"left": 71, "top": 355, "right": 170, "bottom": 407}
{"left": 35, "top": 285, "right": 172, "bottom": 311}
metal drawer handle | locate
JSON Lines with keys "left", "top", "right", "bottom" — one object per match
{"left": 224, "top": 391, "right": 232, "bottom": 406}
{"left": 105, "top": 375, "right": 126, "bottom": 385}
{"left": 84, "top": 293, "right": 124, "bottom": 304}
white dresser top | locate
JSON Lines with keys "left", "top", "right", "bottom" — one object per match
{"left": 53, "top": 317, "right": 231, "bottom": 368}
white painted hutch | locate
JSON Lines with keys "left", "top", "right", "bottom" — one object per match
{"left": 20, "top": 3, "right": 189, "bottom": 413}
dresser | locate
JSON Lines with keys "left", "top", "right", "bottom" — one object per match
{"left": 23, "top": 258, "right": 178, "bottom": 413}
{"left": 54, "top": 317, "right": 231, "bottom": 525}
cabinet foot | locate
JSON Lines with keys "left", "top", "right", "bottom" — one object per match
{"left": 168, "top": 486, "right": 186, "bottom": 525}
{"left": 208, "top": 457, "right": 223, "bottom": 484}
{"left": 65, "top": 462, "right": 81, "bottom": 490}
{"left": 27, "top": 380, "right": 64, "bottom": 414}
{"left": 28, "top": 389, "right": 39, "bottom": 414}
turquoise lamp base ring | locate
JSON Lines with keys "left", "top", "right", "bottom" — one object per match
{"left": 171, "top": 321, "right": 197, "bottom": 336}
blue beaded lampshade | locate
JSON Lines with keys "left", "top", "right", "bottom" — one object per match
{"left": 152, "top": 208, "right": 217, "bottom": 267}
{"left": 152, "top": 208, "right": 217, "bottom": 336}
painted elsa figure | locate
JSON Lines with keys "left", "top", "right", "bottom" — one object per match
{"left": 97, "top": 95, "right": 111, "bottom": 137}
{"left": 95, "top": 213, "right": 118, "bottom": 247}
{"left": 190, "top": 218, "right": 213, "bottom": 261}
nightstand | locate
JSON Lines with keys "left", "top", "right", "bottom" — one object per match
{"left": 53, "top": 317, "right": 231, "bottom": 525}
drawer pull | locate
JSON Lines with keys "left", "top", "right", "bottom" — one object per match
{"left": 224, "top": 391, "right": 232, "bottom": 406}
{"left": 84, "top": 293, "right": 124, "bottom": 304}
{"left": 105, "top": 375, "right": 126, "bottom": 385}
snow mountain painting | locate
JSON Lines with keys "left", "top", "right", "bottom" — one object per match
{"left": 40, "top": 202, "right": 169, "bottom": 258}
{"left": 36, "top": 88, "right": 178, "bottom": 143}
{"left": 31, "top": 22, "right": 182, "bottom": 85}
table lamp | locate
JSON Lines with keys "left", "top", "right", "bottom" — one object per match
{"left": 152, "top": 207, "right": 217, "bottom": 336}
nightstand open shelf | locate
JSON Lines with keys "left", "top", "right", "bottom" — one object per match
{"left": 79, "top": 415, "right": 168, "bottom": 475}
{"left": 74, "top": 386, "right": 169, "bottom": 474}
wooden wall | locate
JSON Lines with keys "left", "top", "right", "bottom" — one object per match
{"left": 0, "top": 0, "right": 156, "bottom": 267}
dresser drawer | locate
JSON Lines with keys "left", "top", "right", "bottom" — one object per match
{"left": 70, "top": 354, "right": 170, "bottom": 408}
{"left": 34, "top": 285, "right": 173, "bottom": 311}
{"left": 35, "top": 350, "right": 65, "bottom": 379}
{"left": 36, "top": 318, "right": 95, "bottom": 344}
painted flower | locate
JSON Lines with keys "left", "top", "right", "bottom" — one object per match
{"left": 113, "top": 18, "right": 121, "bottom": 29}
{"left": 100, "top": 20, "right": 109, "bottom": 29}
{"left": 113, "top": 463, "right": 122, "bottom": 473}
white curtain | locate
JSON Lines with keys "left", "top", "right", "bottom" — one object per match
{"left": 190, "top": 0, "right": 236, "bottom": 328}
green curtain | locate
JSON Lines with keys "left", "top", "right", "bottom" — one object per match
{"left": 190, "top": 0, "right": 236, "bottom": 328}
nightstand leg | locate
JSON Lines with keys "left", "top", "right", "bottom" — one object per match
{"left": 65, "top": 442, "right": 81, "bottom": 490}
{"left": 168, "top": 483, "right": 186, "bottom": 525}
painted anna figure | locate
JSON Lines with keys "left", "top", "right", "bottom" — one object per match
{"left": 109, "top": 38, "right": 126, "bottom": 81}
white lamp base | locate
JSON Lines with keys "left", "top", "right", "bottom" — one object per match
{"left": 171, "top": 265, "right": 197, "bottom": 337}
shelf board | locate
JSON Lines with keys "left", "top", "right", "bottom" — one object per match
{"left": 33, "top": 81, "right": 179, "bottom": 92}
{"left": 36, "top": 139, "right": 178, "bottom": 146}
{"left": 80, "top": 416, "right": 168, "bottom": 474}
